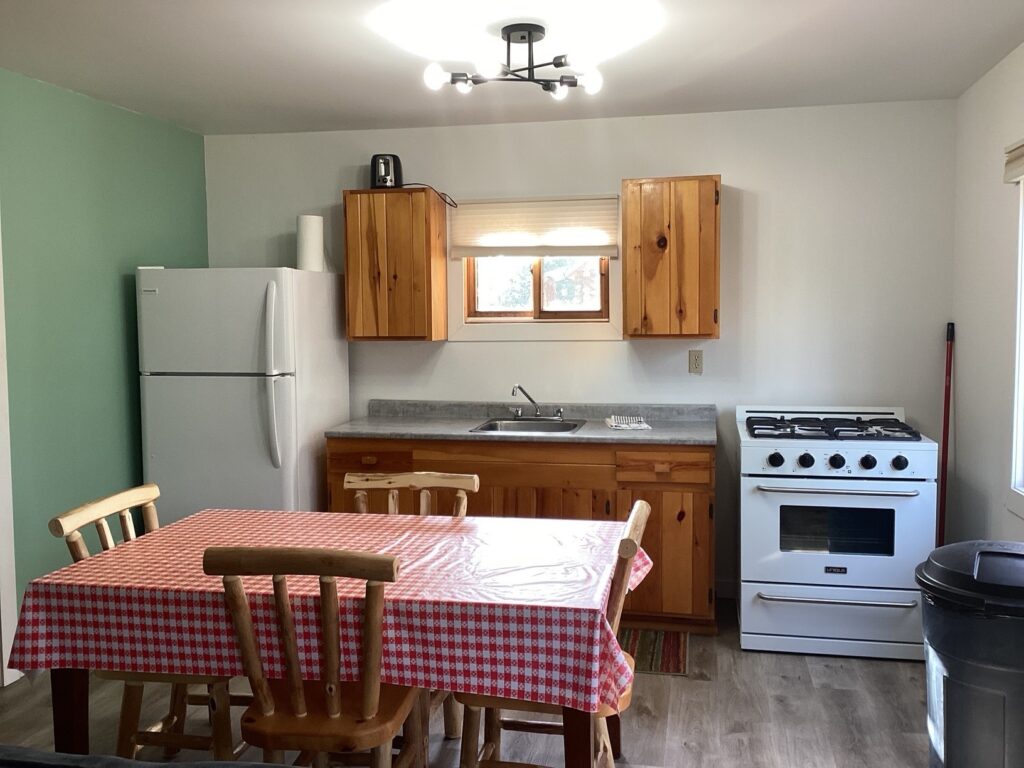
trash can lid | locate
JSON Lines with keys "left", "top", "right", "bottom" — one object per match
{"left": 916, "top": 540, "right": 1024, "bottom": 615}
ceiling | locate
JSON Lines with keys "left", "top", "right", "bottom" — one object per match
{"left": 1, "top": 0, "right": 1023, "bottom": 135}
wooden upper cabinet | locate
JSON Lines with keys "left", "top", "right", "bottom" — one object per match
{"left": 622, "top": 175, "right": 720, "bottom": 338}
{"left": 343, "top": 187, "right": 448, "bottom": 340}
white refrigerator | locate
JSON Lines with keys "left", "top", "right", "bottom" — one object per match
{"left": 137, "top": 267, "right": 349, "bottom": 523}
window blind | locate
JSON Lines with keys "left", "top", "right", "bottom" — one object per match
{"left": 1006, "top": 138, "right": 1024, "bottom": 183}
{"left": 451, "top": 197, "right": 619, "bottom": 258}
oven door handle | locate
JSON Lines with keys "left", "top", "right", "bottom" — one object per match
{"left": 755, "top": 484, "right": 920, "bottom": 498}
{"left": 756, "top": 592, "right": 919, "bottom": 609}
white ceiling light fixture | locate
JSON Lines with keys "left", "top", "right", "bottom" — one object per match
{"left": 365, "top": 0, "right": 665, "bottom": 100}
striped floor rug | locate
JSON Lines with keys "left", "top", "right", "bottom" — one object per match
{"left": 616, "top": 628, "right": 688, "bottom": 676}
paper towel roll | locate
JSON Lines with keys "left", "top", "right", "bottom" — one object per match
{"left": 296, "top": 214, "right": 325, "bottom": 271}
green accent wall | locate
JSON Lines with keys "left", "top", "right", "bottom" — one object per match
{"left": 0, "top": 68, "right": 208, "bottom": 596}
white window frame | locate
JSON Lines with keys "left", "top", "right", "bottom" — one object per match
{"left": 1007, "top": 183, "right": 1024, "bottom": 520}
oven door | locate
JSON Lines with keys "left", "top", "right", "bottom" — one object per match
{"left": 740, "top": 476, "right": 936, "bottom": 588}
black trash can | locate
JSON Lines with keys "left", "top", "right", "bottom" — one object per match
{"left": 916, "top": 540, "right": 1024, "bottom": 768}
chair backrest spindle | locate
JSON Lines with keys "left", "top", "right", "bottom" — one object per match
{"left": 223, "top": 574, "right": 275, "bottom": 716}
{"left": 272, "top": 575, "right": 307, "bottom": 717}
{"left": 320, "top": 575, "right": 342, "bottom": 718}
{"left": 361, "top": 581, "right": 385, "bottom": 719}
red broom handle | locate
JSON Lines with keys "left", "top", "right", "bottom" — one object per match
{"left": 937, "top": 322, "right": 954, "bottom": 546}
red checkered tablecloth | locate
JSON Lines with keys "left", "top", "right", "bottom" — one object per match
{"left": 10, "top": 510, "right": 652, "bottom": 713}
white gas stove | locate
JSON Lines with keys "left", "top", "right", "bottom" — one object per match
{"left": 737, "top": 406, "right": 937, "bottom": 660}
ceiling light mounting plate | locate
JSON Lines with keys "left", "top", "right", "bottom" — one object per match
{"left": 501, "top": 23, "right": 545, "bottom": 44}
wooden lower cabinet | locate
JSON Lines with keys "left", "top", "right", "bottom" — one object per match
{"left": 326, "top": 437, "right": 715, "bottom": 627}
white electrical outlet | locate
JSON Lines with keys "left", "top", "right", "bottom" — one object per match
{"left": 688, "top": 349, "right": 704, "bottom": 375}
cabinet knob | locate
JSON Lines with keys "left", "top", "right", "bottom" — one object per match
{"left": 653, "top": 462, "right": 672, "bottom": 474}
{"left": 656, "top": 235, "right": 668, "bottom": 249}
{"left": 361, "top": 456, "right": 378, "bottom": 466}
{"left": 677, "top": 509, "right": 686, "bottom": 522}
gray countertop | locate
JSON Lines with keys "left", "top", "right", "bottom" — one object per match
{"left": 325, "top": 400, "right": 718, "bottom": 446}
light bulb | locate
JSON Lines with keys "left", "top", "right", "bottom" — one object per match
{"left": 550, "top": 83, "right": 569, "bottom": 101}
{"left": 582, "top": 68, "right": 604, "bottom": 95}
{"left": 422, "top": 62, "right": 448, "bottom": 91}
{"left": 455, "top": 80, "right": 473, "bottom": 95}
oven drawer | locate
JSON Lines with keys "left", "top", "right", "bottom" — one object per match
{"left": 740, "top": 582, "right": 924, "bottom": 644}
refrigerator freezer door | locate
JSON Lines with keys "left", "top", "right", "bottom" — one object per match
{"left": 137, "top": 268, "right": 296, "bottom": 375}
{"left": 141, "top": 374, "right": 298, "bottom": 523}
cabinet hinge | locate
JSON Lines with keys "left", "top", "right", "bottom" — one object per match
{"left": 715, "top": 189, "right": 720, "bottom": 205}
{"left": 708, "top": 587, "right": 714, "bottom": 604}
{"left": 709, "top": 502, "right": 714, "bottom": 519}
{"left": 605, "top": 499, "right": 612, "bottom": 516}
{"left": 713, "top": 309, "right": 719, "bottom": 324}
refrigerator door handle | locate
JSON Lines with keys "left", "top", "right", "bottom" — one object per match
{"left": 264, "top": 281, "right": 277, "bottom": 375}
{"left": 265, "top": 377, "right": 282, "bottom": 469}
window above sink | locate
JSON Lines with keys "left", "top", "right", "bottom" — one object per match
{"left": 447, "top": 196, "right": 623, "bottom": 342}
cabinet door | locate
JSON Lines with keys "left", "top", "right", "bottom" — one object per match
{"left": 343, "top": 189, "right": 446, "bottom": 340}
{"left": 618, "top": 487, "right": 715, "bottom": 619}
{"left": 622, "top": 175, "right": 720, "bottom": 338}
{"left": 345, "top": 191, "right": 389, "bottom": 338}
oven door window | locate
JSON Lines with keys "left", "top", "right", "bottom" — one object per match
{"left": 779, "top": 505, "right": 896, "bottom": 556}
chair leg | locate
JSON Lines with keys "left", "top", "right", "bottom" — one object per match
{"left": 371, "top": 743, "right": 393, "bottom": 768}
{"left": 595, "top": 718, "right": 614, "bottom": 768}
{"left": 442, "top": 693, "right": 462, "bottom": 740}
{"left": 459, "top": 705, "right": 481, "bottom": 768}
{"left": 483, "top": 707, "right": 502, "bottom": 761}
{"left": 420, "top": 691, "right": 431, "bottom": 768}
{"left": 163, "top": 683, "right": 189, "bottom": 757}
{"left": 606, "top": 714, "right": 621, "bottom": 759}
{"left": 401, "top": 689, "right": 427, "bottom": 768}
{"left": 115, "top": 683, "right": 145, "bottom": 759}
{"left": 312, "top": 752, "right": 329, "bottom": 768}
{"left": 209, "top": 681, "right": 234, "bottom": 760}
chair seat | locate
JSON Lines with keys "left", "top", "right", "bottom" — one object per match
{"left": 455, "top": 653, "right": 635, "bottom": 718}
{"left": 240, "top": 679, "right": 422, "bottom": 753}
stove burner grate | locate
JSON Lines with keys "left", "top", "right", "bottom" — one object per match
{"left": 746, "top": 416, "right": 921, "bottom": 441}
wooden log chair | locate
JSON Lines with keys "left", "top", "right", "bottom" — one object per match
{"left": 343, "top": 471, "right": 481, "bottom": 741}
{"left": 454, "top": 500, "right": 652, "bottom": 768}
{"left": 48, "top": 483, "right": 244, "bottom": 760}
{"left": 202, "top": 546, "right": 428, "bottom": 768}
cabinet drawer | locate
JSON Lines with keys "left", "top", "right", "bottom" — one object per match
{"left": 327, "top": 450, "right": 413, "bottom": 474}
{"left": 615, "top": 451, "right": 712, "bottom": 484}
{"left": 740, "top": 583, "right": 923, "bottom": 644}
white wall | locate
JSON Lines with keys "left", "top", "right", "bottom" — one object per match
{"left": 950, "top": 42, "right": 1024, "bottom": 543}
{"left": 205, "top": 100, "right": 957, "bottom": 590}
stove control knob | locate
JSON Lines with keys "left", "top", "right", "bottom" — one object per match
{"left": 798, "top": 453, "right": 815, "bottom": 468}
{"left": 892, "top": 455, "right": 909, "bottom": 471}
{"left": 767, "top": 452, "right": 785, "bottom": 468}
{"left": 860, "top": 454, "right": 878, "bottom": 470}
{"left": 829, "top": 454, "right": 846, "bottom": 469}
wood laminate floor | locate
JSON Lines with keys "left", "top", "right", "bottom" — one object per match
{"left": 0, "top": 603, "right": 928, "bottom": 767}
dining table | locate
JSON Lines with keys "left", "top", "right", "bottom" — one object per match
{"left": 8, "top": 508, "right": 651, "bottom": 768}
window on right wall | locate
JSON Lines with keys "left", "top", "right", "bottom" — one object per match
{"left": 451, "top": 197, "right": 618, "bottom": 324}
{"left": 1005, "top": 138, "right": 1024, "bottom": 519}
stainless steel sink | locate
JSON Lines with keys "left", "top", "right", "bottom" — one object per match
{"left": 471, "top": 418, "right": 585, "bottom": 435}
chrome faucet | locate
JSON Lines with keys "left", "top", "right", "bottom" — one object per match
{"left": 511, "top": 384, "right": 542, "bottom": 418}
